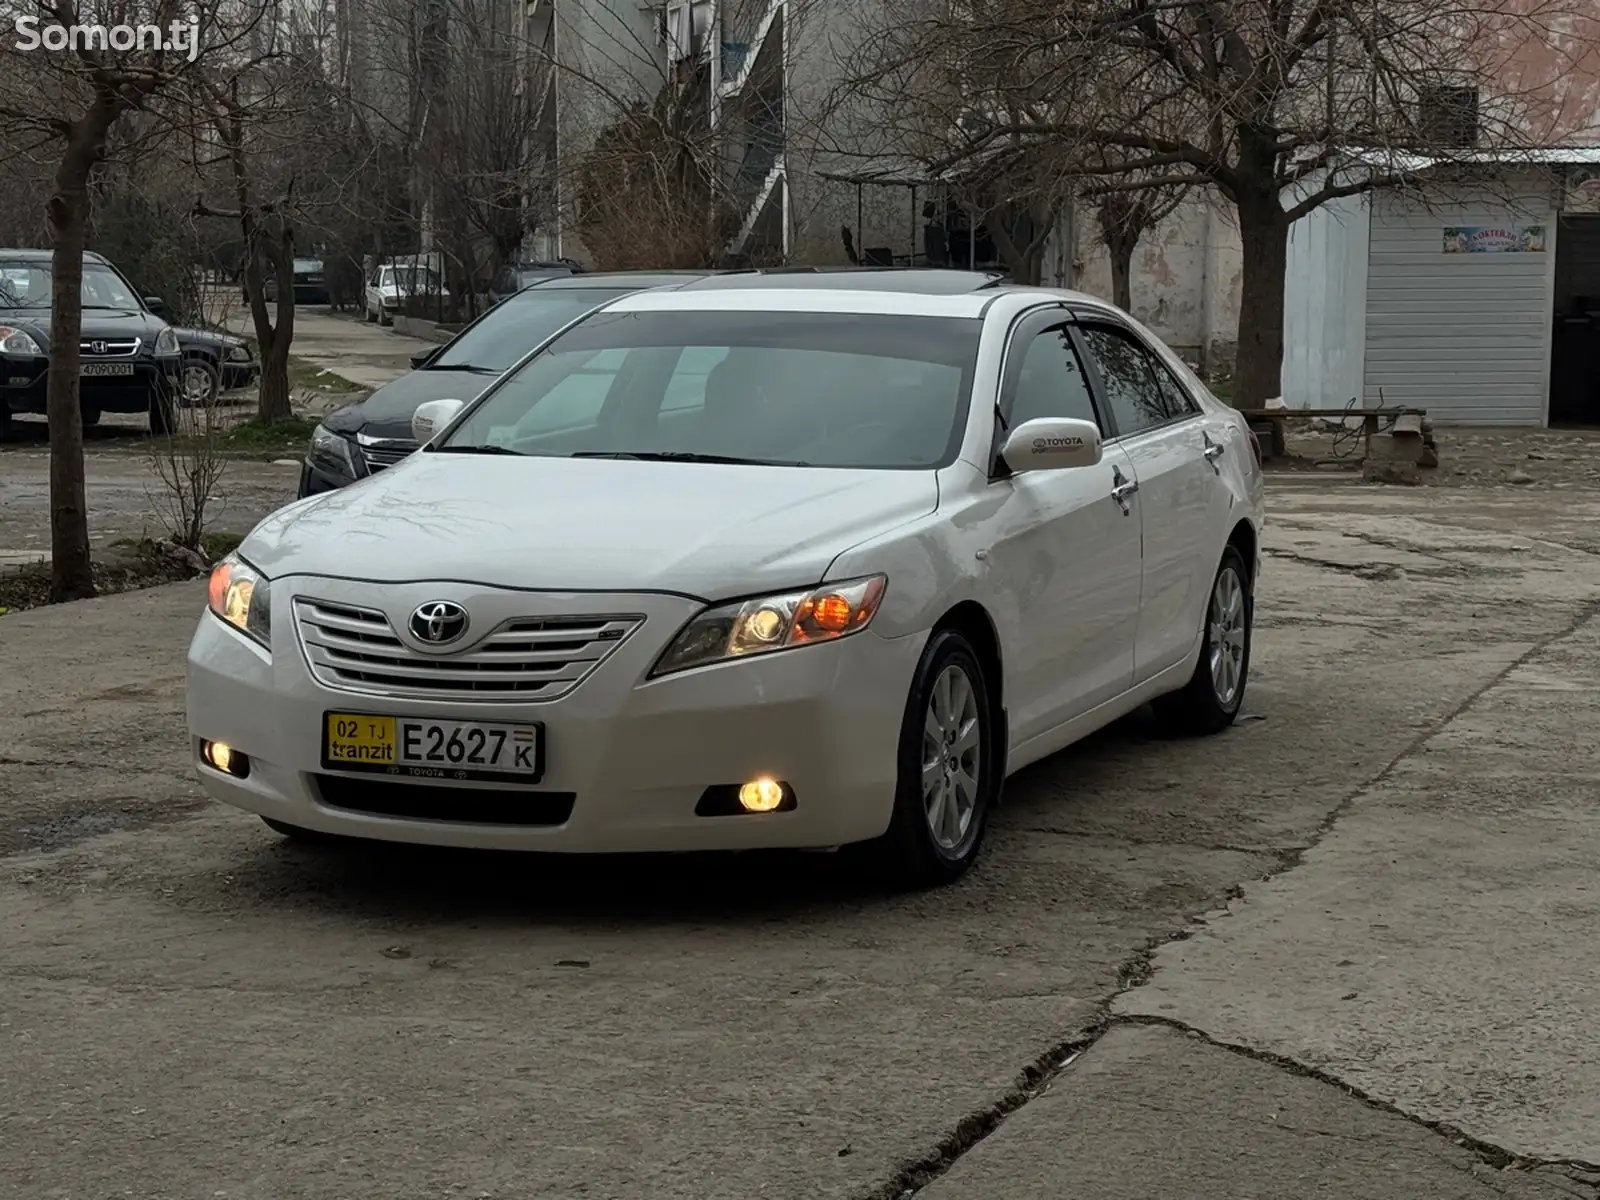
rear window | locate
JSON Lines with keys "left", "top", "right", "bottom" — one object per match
{"left": 443, "top": 309, "right": 982, "bottom": 470}
{"left": 430, "top": 287, "right": 636, "bottom": 373}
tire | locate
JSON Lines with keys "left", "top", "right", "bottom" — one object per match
{"left": 261, "top": 817, "right": 338, "bottom": 843}
{"left": 860, "top": 628, "right": 998, "bottom": 889}
{"left": 1153, "top": 544, "right": 1253, "bottom": 736}
{"left": 180, "top": 356, "right": 221, "bottom": 408}
{"left": 148, "top": 383, "right": 176, "bottom": 436}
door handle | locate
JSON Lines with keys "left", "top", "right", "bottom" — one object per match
{"left": 1111, "top": 471, "right": 1138, "bottom": 513}
{"left": 1203, "top": 432, "right": 1225, "bottom": 465}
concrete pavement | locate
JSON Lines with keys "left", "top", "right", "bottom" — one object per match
{"left": 222, "top": 301, "right": 436, "bottom": 390}
{"left": 6, "top": 481, "right": 1600, "bottom": 1197}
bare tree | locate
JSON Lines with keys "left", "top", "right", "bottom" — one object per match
{"left": 0, "top": 0, "right": 234, "bottom": 600}
{"left": 189, "top": 70, "right": 305, "bottom": 425}
{"left": 1088, "top": 177, "right": 1189, "bottom": 312}
{"left": 145, "top": 384, "right": 227, "bottom": 555}
{"left": 834, "top": 0, "right": 1600, "bottom": 405}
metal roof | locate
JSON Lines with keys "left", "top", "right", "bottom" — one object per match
{"left": 1346, "top": 144, "right": 1600, "bottom": 173}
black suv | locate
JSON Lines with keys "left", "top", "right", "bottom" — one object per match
{"left": 0, "top": 249, "right": 183, "bottom": 435}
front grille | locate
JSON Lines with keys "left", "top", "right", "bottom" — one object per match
{"left": 314, "top": 775, "right": 575, "bottom": 825}
{"left": 79, "top": 337, "right": 140, "bottom": 357}
{"left": 293, "top": 597, "right": 644, "bottom": 702}
{"left": 357, "top": 438, "right": 417, "bottom": 472}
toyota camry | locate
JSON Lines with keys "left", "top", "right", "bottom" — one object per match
{"left": 186, "top": 270, "right": 1264, "bottom": 888}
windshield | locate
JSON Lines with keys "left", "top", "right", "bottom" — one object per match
{"left": 431, "top": 287, "right": 635, "bottom": 373}
{"left": 441, "top": 309, "right": 982, "bottom": 470}
{"left": 0, "top": 260, "right": 143, "bottom": 310}
{"left": 381, "top": 266, "right": 441, "bottom": 290}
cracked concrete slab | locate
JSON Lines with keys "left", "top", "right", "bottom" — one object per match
{"left": 1118, "top": 609, "right": 1600, "bottom": 1167}
{"left": 917, "top": 1024, "right": 1578, "bottom": 1200}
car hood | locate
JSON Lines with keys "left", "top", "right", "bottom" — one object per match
{"left": 241, "top": 454, "right": 939, "bottom": 598}
{"left": 0, "top": 307, "right": 164, "bottom": 347}
{"left": 172, "top": 326, "right": 245, "bottom": 350}
{"left": 321, "top": 368, "right": 496, "bottom": 439}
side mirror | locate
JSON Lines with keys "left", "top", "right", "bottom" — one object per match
{"left": 999, "top": 417, "right": 1103, "bottom": 475}
{"left": 412, "top": 397, "right": 465, "bottom": 444}
{"left": 143, "top": 295, "right": 165, "bottom": 314}
{"left": 409, "top": 347, "right": 437, "bottom": 370}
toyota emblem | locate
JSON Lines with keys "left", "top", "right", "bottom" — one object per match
{"left": 90, "top": 340, "right": 106, "bottom": 355}
{"left": 408, "top": 600, "right": 469, "bottom": 645}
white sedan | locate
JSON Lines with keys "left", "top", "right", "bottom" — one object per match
{"left": 187, "top": 271, "right": 1264, "bottom": 888}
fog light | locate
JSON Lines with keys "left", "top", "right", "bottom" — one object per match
{"left": 202, "top": 740, "right": 249, "bottom": 778}
{"left": 738, "top": 777, "right": 785, "bottom": 813}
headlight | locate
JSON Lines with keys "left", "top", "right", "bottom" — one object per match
{"left": 651, "top": 575, "right": 888, "bottom": 677}
{"left": 0, "top": 325, "right": 42, "bottom": 355}
{"left": 206, "top": 554, "right": 271, "bottom": 646}
{"left": 154, "top": 327, "right": 180, "bottom": 357}
{"left": 309, "top": 423, "right": 357, "bottom": 476}
{"left": 226, "top": 343, "right": 252, "bottom": 362}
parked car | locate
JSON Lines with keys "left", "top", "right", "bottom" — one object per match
{"left": 488, "top": 259, "right": 583, "bottom": 305}
{"left": 171, "top": 325, "right": 258, "bottom": 405}
{"left": 189, "top": 269, "right": 1264, "bottom": 888}
{"left": 0, "top": 248, "right": 183, "bottom": 435}
{"left": 242, "top": 258, "right": 330, "bottom": 306}
{"left": 364, "top": 262, "right": 450, "bottom": 325}
{"left": 299, "top": 271, "right": 723, "bottom": 496}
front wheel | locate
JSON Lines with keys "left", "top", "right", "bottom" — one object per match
{"left": 180, "top": 357, "right": 220, "bottom": 407}
{"left": 1153, "top": 544, "right": 1253, "bottom": 736}
{"left": 860, "top": 629, "right": 998, "bottom": 889}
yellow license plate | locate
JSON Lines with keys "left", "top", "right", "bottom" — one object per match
{"left": 325, "top": 713, "right": 397, "bottom": 765}
{"left": 322, "top": 711, "right": 545, "bottom": 782}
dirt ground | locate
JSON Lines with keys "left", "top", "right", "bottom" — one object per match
{"left": 6, "top": 463, "right": 1600, "bottom": 1198}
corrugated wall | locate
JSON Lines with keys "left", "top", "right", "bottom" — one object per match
{"left": 1364, "top": 183, "right": 1557, "bottom": 425}
{"left": 1282, "top": 190, "right": 1369, "bottom": 409}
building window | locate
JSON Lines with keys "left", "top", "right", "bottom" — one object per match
{"left": 1416, "top": 83, "right": 1480, "bottom": 149}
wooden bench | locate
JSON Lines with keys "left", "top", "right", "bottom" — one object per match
{"left": 1235, "top": 406, "right": 1430, "bottom": 460}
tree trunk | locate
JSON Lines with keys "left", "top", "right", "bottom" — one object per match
{"left": 46, "top": 94, "right": 122, "bottom": 602}
{"left": 987, "top": 203, "right": 1052, "bottom": 286}
{"left": 257, "top": 231, "right": 296, "bottom": 423}
{"left": 1107, "top": 234, "right": 1135, "bottom": 311}
{"left": 1234, "top": 195, "right": 1291, "bottom": 407}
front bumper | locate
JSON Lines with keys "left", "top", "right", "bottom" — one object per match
{"left": 186, "top": 578, "right": 921, "bottom": 852}
{"left": 2, "top": 354, "right": 180, "bottom": 414}
{"left": 220, "top": 359, "right": 259, "bottom": 390}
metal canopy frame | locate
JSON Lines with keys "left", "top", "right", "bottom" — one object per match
{"left": 818, "top": 160, "right": 978, "bottom": 268}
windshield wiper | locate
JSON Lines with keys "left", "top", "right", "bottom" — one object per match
{"left": 569, "top": 450, "right": 809, "bottom": 466}
{"left": 431, "top": 444, "right": 527, "bottom": 456}
{"left": 426, "top": 362, "right": 499, "bottom": 374}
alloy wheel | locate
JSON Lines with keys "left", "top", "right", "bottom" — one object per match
{"left": 182, "top": 363, "right": 215, "bottom": 406}
{"left": 922, "top": 663, "right": 982, "bottom": 853}
{"left": 1208, "top": 566, "right": 1247, "bottom": 707}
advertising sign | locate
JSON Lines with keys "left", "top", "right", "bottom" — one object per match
{"left": 1441, "top": 225, "right": 1546, "bottom": 253}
